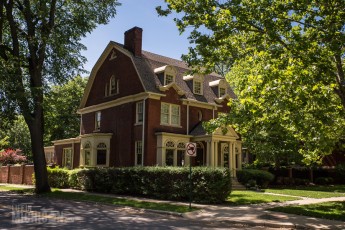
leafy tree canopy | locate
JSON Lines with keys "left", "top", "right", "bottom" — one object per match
{"left": 159, "top": 0, "right": 345, "bottom": 164}
{"left": 0, "top": 0, "right": 119, "bottom": 193}
{"left": 44, "top": 75, "right": 87, "bottom": 145}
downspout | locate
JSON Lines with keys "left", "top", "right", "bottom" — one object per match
{"left": 141, "top": 97, "right": 147, "bottom": 166}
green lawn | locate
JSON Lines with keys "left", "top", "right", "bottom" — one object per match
{"left": 0, "top": 185, "right": 197, "bottom": 213}
{"left": 266, "top": 185, "right": 345, "bottom": 199}
{"left": 270, "top": 201, "right": 345, "bottom": 222}
{"left": 226, "top": 190, "right": 300, "bottom": 205}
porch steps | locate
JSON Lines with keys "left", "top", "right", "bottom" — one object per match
{"left": 231, "top": 178, "right": 246, "bottom": 190}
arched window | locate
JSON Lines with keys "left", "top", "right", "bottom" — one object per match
{"left": 109, "top": 75, "right": 119, "bottom": 95}
{"left": 84, "top": 142, "right": 91, "bottom": 166}
{"left": 177, "top": 142, "right": 186, "bottom": 166}
{"left": 96, "top": 143, "right": 107, "bottom": 165}
{"left": 165, "top": 140, "right": 175, "bottom": 166}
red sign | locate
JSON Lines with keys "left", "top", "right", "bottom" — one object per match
{"left": 186, "top": 142, "right": 197, "bottom": 157}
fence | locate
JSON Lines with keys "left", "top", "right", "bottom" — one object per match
{"left": 0, "top": 165, "right": 34, "bottom": 185}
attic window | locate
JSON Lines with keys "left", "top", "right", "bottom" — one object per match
{"left": 183, "top": 74, "right": 204, "bottom": 95}
{"left": 154, "top": 65, "right": 177, "bottom": 86}
{"left": 109, "top": 75, "right": 119, "bottom": 95}
{"left": 193, "top": 80, "right": 203, "bottom": 95}
{"left": 219, "top": 87, "right": 226, "bottom": 97}
{"left": 165, "top": 74, "right": 174, "bottom": 85}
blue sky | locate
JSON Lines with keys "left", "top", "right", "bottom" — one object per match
{"left": 80, "top": 0, "right": 191, "bottom": 73}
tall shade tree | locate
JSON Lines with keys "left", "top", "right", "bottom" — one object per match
{"left": 158, "top": 0, "right": 345, "bottom": 164}
{"left": 44, "top": 76, "right": 87, "bottom": 145}
{"left": 0, "top": 0, "right": 119, "bottom": 193}
{"left": 157, "top": 0, "right": 345, "bottom": 110}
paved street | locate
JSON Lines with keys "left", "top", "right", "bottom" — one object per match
{"left": 0, "top": 191, "right": 271, "bottom": 230}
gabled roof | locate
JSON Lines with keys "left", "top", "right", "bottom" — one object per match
{"left": 80, "top": 41, "right": 236, "bottom": 109}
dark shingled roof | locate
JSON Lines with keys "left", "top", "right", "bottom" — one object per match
{"left": 114, "top": 42, "right": 236, "bottom": 103}
{"left": 189, "top": 122, "right": 207, "bottom": 136}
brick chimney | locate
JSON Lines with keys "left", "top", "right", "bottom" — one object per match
{"left": 124, "top": 27, "right": 143, "bottom": 57}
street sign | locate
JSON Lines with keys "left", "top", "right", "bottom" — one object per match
{"left": 186, "top": 142, "right": 197, "bottom": 157}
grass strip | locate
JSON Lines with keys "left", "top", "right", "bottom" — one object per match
{"left": 266, "top": 185, "right": 345, "bottom": 199}
{"left": 226, "top": 190, "right": 300, "bottom": 206}
{"left": 0, "top": 185, "right": 197, "bottom": 213}
{"left": 270, "top": 201, "right": 345, "bottom": 222}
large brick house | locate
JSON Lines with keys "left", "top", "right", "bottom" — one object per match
{"left": 48, "top": 27, "right": 243, "bottom": 176}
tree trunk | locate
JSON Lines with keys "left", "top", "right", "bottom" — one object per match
{"left": 28, "top": 117, "right": 50, "bottom": 194}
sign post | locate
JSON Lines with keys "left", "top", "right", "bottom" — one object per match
{"left": 186, "top": 142, "right": 196, "bottom": 210}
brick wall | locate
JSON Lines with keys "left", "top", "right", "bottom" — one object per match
{"left": 0, "top": 165, "right": 34, "bottom": 185}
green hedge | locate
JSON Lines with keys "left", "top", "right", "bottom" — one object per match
{"left": 51, "top": 166, "right": 232, "bottom": 203}
{"left": 237, "top": 169, "right": 274, "bottom": 188}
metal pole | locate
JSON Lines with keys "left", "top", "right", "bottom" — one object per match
{"left": 189, "top": 158, "right": 192, "bottom": 209}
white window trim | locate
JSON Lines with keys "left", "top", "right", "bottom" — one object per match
{"left": 109, "top": 75, "right": 119, "bottom": 96}
{"left": 62, "top": 148, "right": 73, "bottom": 169}
{"left": 160, "top": 103, "right": 181, "bottom": 127}
{"left": 193, "top": 80, "right": 203, "bottom": 95}
{"left": 219, "top": 86, "right": 226, "bottom": 97}
{"left": 135, "top": 141, "right": 143, "bottom": 166}
{"left": 164, "top": 73, "right": 175, "bottom": 85}
{"left": 96, "top": 143, "right": 107, "bottom": 166}
{"left": 95, "top": 111, "right": 101, "bottom": 131}
{"left": 135, "top": 101, "right": 144, "bottom": 125}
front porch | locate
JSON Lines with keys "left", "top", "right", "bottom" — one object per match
{"left": 155, "top": 125, "right": 242, "bottom": 177}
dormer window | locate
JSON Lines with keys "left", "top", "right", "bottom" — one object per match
{"left": 193, "top": 80, "right": 203, "bottom": 95}
{"left": 219, "top": 87, "right": 226, "bottom": 97}
{"left": 165, "top": 74, "right": 174, "bottom": 85}
{"left": 183, "top": 74, "right": 204, "bottom": 95}
{"left": 154, "top": 65, "right": 177, "bottom": 86}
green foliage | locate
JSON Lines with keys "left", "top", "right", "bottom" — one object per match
{"left": 237, "top": 169, "right": 274, "bottom": 188}
{"left": 315, "top": 177, "right": 334, "bottom": 185}
{"left": 0, "top": 0, "right": 119, "bottom": 193}
{"left": 159, "top": 0, "right": 345, "bottom": 165}
{"left": 44, "top": 76, "right": 88, "bottom": 145}
{"left": 47, "top": 167, "right": 71, "bottom": 188}
{"left": 57, "top": 167, "right": 232, "bottom": 204}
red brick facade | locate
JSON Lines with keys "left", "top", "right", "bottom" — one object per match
{"left": 51, "top": 27, "right": 242, "bottom": 173}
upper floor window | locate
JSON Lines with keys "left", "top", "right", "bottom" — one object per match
{"left": 154, "top": 65, "right": 177, "bottom": 86}
{"left": 219, "top": 87, "right": 226, "bottom": 97}
{"left": 110, "top": 75, "right": 119, "bottom": 95}
{"left": 95, "top": 111, "right": 101, "bottom": 130}
{"left": 193, "top": 80, "right": 203, "bottom": 95}
{"left": 136, "top": 101, "right": 143, "bottom": 124}
{"left": 183, "top": 74, "right": 204, "bottom": 95}
{"left": 165, "top": 74, "right": 174, "bottom": 85}
{"left": 161, "top": 103, "right": 180, "bottom": 126}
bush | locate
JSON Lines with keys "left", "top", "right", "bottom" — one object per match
{"left": 237, "top": 169, "right": 274, "bottom": 188}
{"left": 68, "top": 166, "right": 231, "bottom": 204}
{"left": 315, "top": 177, "right": 334, "bottom": 185}
{"left": 47, "top": 167, "right": 70, "bottom": 188}
{"left": 0, "top": 149, "right": 27, "bottom": 165}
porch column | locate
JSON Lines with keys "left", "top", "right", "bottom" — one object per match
{"left": 231, "top": 142, "right": 237, "bottom": 177}
{"left": 227, "top": 142, "right": 231, "bottom": 170}
{"left": 237, "top": 142, "right": 242, "bottom": 170}
{"left": 206, "top": 141, "right": 210, "bottom": 166}
{"left": 214, "top": 141, "right": 219, "bottom": 167}
{"left": 220, "top": 143, "right": 224, "bottom": 167}
{"left": 209, "top": 140, "right": 214, "bottom": 167}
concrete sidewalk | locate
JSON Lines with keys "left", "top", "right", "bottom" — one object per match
{"left": 1, "top": 183, "right": 345, "bottom": 229}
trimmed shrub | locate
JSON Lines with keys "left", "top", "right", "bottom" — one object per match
{"left": 47, "top": 167, "right": 70, "bottom": 188}
{"left": 315, "top": 177, "right": 334, "bottom": 185}
{"left": 237, "top": 169, "right": 274, "bottom": 188}
{"left": 69, "top": 166, "right": 231, "bottom": 204}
